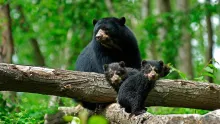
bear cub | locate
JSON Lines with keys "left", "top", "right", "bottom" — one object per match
{"left": 103, "top": 61, "right": 138, "bottom": 92}
{"left": 117, "top": 60, "right": 170, "bottom": 116}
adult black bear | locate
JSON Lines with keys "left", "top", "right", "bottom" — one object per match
{"left": 75, "top": 17, "right": 141, "bottom": 73}
{"left": 75, "top": 17, "right": 141, "bottom": 110}
{"left": 117, "top": 60, "right": 170, "bottom": 116}
{"left": 103, "top": 61, "right": 138, "bottom": 92}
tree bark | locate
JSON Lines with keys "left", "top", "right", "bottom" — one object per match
{"left": 177, "top": 0, "right": 194, "bottom": 79}
{"left": 0, "top": 63, "right": 220, "bottom": 110}
{"left": 205, "top": 0, "right": 214, "bottom": 83}
{"left": 45, "top": 104, "right": 220, "bottom": 124}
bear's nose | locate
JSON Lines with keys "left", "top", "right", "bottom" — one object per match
{"left": 96, "top": 35, "right": 102, "bottom": 40}
{"left": 151, "top": 74, "right": 156, "bottom": 78}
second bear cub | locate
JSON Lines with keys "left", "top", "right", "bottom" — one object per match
{"left": 103, "top": 61, "right": 138, "bottom": 92}
{"left": 117, "top": 60, "right": 169, "bottom": 116}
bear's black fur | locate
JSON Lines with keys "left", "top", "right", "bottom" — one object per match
{"left": 103, "top": 61, "right": 139, "bottom": 92}
{"left": 75, "top": 17, "right": 141, "bottom": 73}
{"left": 117, "top": 60, "right": 170, "bottom": 116}
{"left": 75, "top": 17, "right": 141, "bottom": 110}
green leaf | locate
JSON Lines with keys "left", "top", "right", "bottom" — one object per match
{"left": 204, "top": 66, "right": 213, "bottom": 73}
{"left": 88, "top": 115, "right": 108, "bottom": 124}
{"left": 203, "top": 72, "right": 215, "bottom": 78}
{"left": 178, "top": 72, "right": 188, "bottom": 80}
{"left": 194, "top": 76, "right": 204, "bottom": 81}
{"left": 63, "top": 115, "right": 73, "bottom": 122}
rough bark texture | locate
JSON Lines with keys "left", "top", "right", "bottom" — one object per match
{"left": 45, "top": 104, "right": 220, "bottom": 124}
{"left": 205, "top": 0, "right": 214, "bottom": 83}
{"left": 177, "top": 0, "right": 194, "bottom": 79}
{"left": 0, "top": 63, "right": 220, "bottom": 110}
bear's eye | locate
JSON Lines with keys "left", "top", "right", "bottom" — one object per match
{"left": 145, "top": 68, "right": 151, "bottom": 73}
{"left": 102, "top": 26, "right": 110, "bottom": 31}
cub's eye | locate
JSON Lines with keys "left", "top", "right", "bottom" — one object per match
{"left": 145, "top": 69, "right": 151, "bottom": 73}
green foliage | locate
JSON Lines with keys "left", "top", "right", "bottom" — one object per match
{"left": 0, "top": 93, "right": 59, "bottom": 123}
{"left": 63, "top": 116, "right": 81, "bottom": 124}
{"left": 169, "top": 58, "right": 219, "bottom": 82}
{"left": 194, "top": 59, "right": 219, "bottom": 82}
{"left": 88, "top": 115, "right": 108, "bottom": 124}
{"left": 169, "top": 64, "right": 188, "bottom": 80}
{"left": 148, "top": 107, "right": 209, "bottom": 115}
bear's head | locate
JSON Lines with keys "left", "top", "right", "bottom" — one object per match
{"left": 92, "top": 17, "right": 126, "bottom": 50}
{"left": 141, "top": 60, "right": 170, "bottom": 80}
{"left": 103, "top": 61, "right": 127, "bottom": 84}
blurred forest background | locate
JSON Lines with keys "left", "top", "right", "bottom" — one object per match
{"left": 0, "top": 0, "right": 220, "bottom": 123}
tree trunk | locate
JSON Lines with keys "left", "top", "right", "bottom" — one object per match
{"left": 0, "top": 63, "right": 220, "bottom": 110}
{"left": 104, "top": 0, "right": 115, "bottom": 16}
{"left": 0, "top": 4, "right": 14, "bottom": 63}
{"left": 30, "top": 38, "right": 45, "bottom": 66}
{"left": 141, "top": 0, "right": 158, "bottom": 60}
{"left": 205, "top": 0, "right": 214, "bottom": 83}
{"left": 141, "top": 0, "right": 150, "bottom": 19}
{"left": 157, "top": 0, "right": 171, "bottom": 41}
{"left": 177, "top": 0, "right": 194, "bottom": 79}
{"left": 156, "top": 0, "right": 172, "bottom": 62}
{"left": 0, "top": 3, "right": 17, "bottom": 103}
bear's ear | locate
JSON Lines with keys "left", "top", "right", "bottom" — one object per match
{"left": 141, "top": 60, "right": 148, "bottom": 67}
{"left": 119, "top": 61, "right": 125, "bottom": 67}
{"left": 119, "top": 17, "right": 126, "bottom": 25}
{"left": 103, "top": 64, "right": 108, "bottom": 71}
{"left": 159, "top": 60, "right": 164, "bottom": 66}
{"left": 93, "top": 19, "right": 98, "bottom": 26}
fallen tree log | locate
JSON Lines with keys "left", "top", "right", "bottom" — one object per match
{"left": 0, "top": 63, "right": 220, "bottom": 110}
{"left": 44, "top": 104, "right": 220, "bottom": 124}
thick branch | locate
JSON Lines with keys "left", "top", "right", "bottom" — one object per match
{"left": 45, "top": 104, "right": 220, "bottom": 124}
{"left": 0, "top": 63, "right": 220, "bottom": 110}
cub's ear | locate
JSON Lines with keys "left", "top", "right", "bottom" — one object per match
{"left": 93, "top": 19, "right": 98, "bottom": 26}
{"left": 119, "top": 61, "right": 125, "bottom": 67}
{"left": 141, "top": 60, "right": 148, "bottom": 67}
{"left": 159, "top": 60, "right": 164, "bottom": 66}
{"left": 119, "top": 17, "right": 126, "bottom": 25}
{"left": 103, "top": 64, "right": 108, "bottom": 71}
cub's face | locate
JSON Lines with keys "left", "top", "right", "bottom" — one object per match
{"left": 92, "top": 17, "right": 126, "bottom": 51}
{"left": 141, "top": 60, "right": 164, "bottom": 81}
{"left": 103, "top": 61, "right": 127, "bottom": 84}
